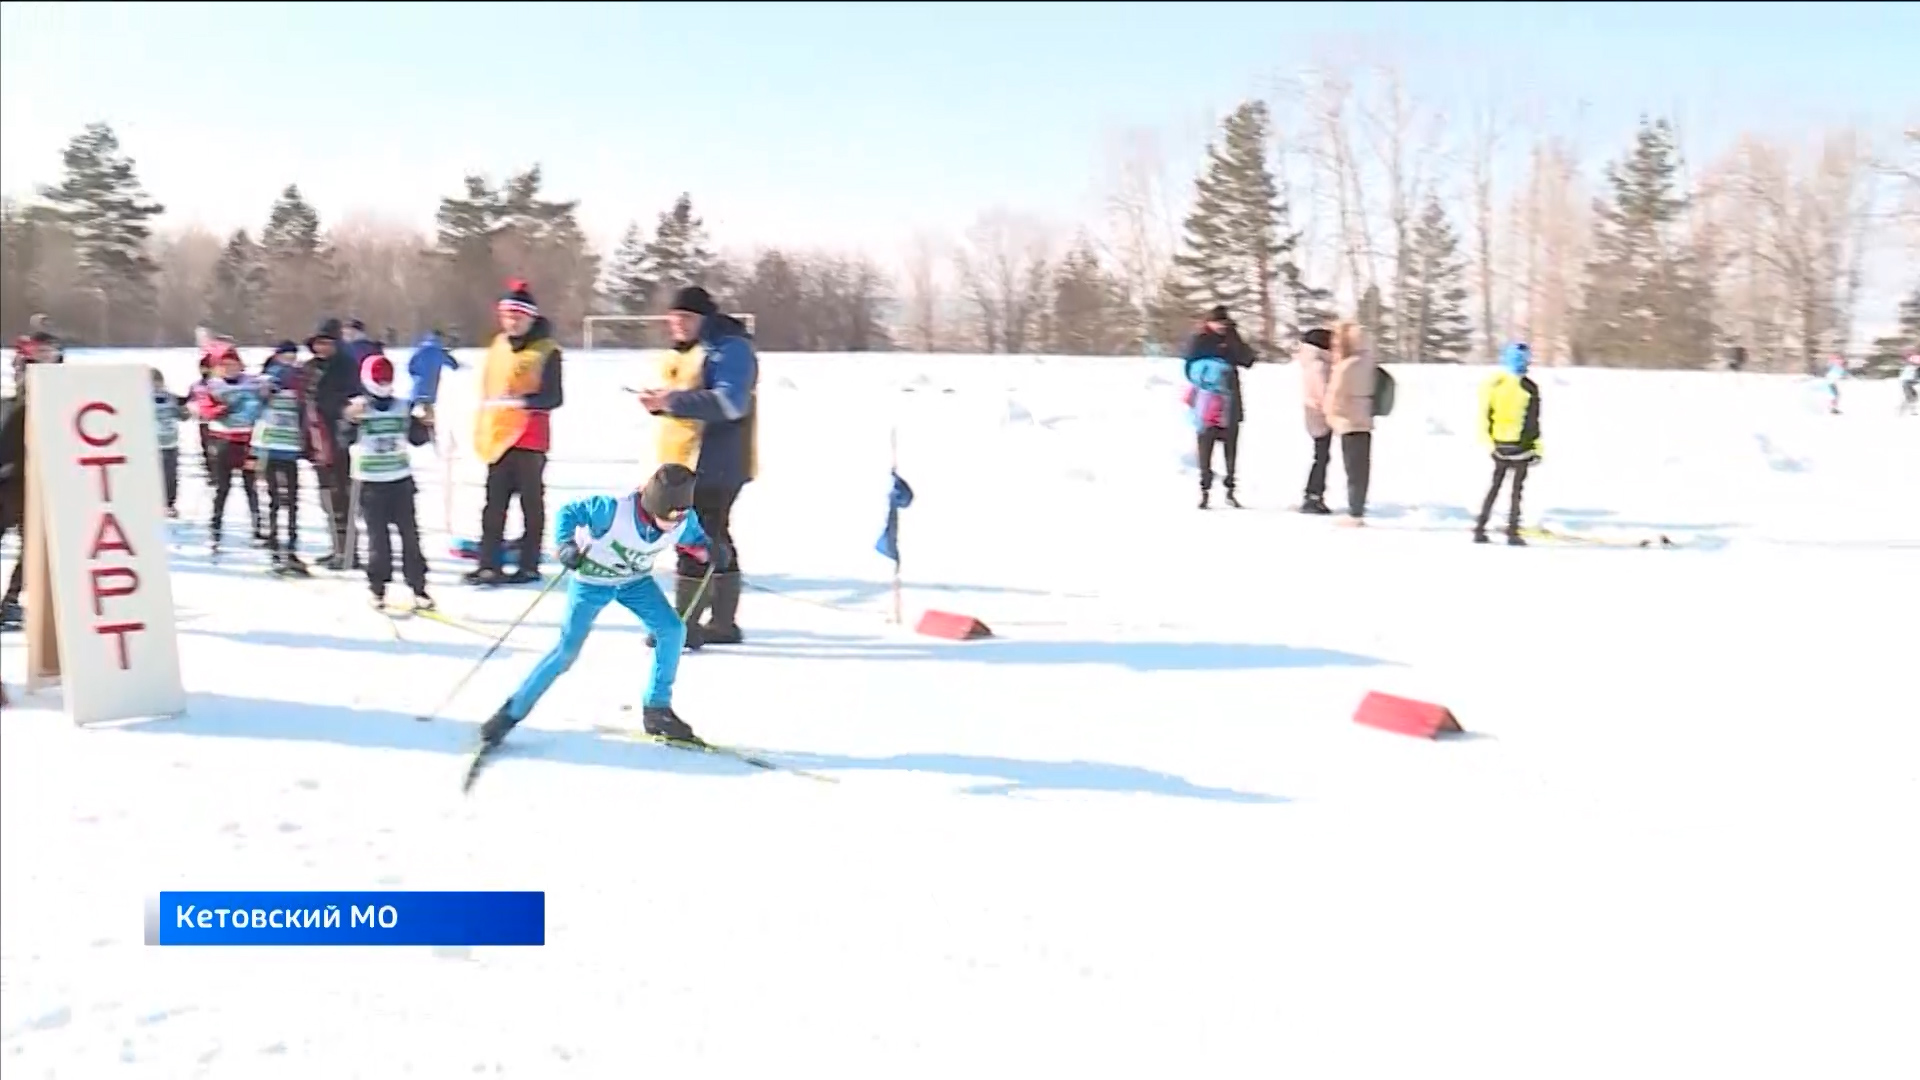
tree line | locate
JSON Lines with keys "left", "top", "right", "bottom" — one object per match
{"left": 3, "top": 74, "right": 1916, "bottom": 372}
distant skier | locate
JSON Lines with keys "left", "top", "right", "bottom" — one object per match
{"left": 341, "top": 350, "right": 435, "bottom": 611}
{"left": 1472, "top": 342, "right": 1544, "bottom": 546}
{"left": 150, "top": 368, "right": 186, "bottom": 519}
{"left": 254, "top": 341, "right": 312, "bottom": 576}
{"left": 1823, "top": 355, "right": 1847, "bottom": 415}
{"left": 1899, "top": 353, "right": 1918, "bottom": 416}
{"left": 408, "top": 328, "right": 460, "bottom": 434}
{"left": 469, "top": 463, "right": 731, "bottom": 780}
{"left": 190, "top": 343, "right": 267, "bottom": 554}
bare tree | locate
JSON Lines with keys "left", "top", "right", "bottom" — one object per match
{"left": 901, "top": 231, "right": 947, "bottom": 352}
{"left": 1359, "top": 64, "right": 1428, "bottom": 358}
{"left": 1098, "top": 126, "right": 1177, "bottom": 347}
{"left": 328, "top": 214, "right": 434, "bottom": 341}
{"left": 151, "top": 226, "right": 222, "bottom": 345}
{"left": 1307, "top": 69, "right": 1371, "bottom": 305}
{"left": 954, "top": 209, "right": 1051, "bottom": 353}
{"left": 1466, "top": 102, "right": 1509, "bottom": 361}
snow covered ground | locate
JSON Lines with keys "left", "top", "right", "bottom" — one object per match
{"left": 3, "top": 348, "right": 1917, "bottom": 1078}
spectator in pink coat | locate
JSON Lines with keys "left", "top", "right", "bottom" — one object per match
{"left": 1297, "top": 322, "right": 1375, "bottom": 522}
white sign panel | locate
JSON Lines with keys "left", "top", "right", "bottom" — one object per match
{"left": 27, "top": 363, "right": 186, "bottom": 723}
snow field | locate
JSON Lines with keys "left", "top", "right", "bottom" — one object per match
{"left": 2, "top": 348, "right": 1916, "bottom": 1077}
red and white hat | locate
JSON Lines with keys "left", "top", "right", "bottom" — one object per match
{"left": 361, "top": 353, "right": 395, "bottom": 397}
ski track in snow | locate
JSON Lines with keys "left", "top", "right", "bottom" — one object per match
{"left": 3, "top": 349, "right": 1918, "bottom": 1078}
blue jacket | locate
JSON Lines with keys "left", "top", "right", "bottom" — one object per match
{"left": 408, "top": 334, "right": 459, "bottom": 403}
{"left": 555, "top": 493, "right": 714, "bottom": 580}
{"left": 660, "top": 314, "right": 758, "bottom": 489}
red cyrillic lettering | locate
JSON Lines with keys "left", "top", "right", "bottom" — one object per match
{"left": 96, "top": 622, "right": 146, "bottom": 670}
{"left": 79, "top": 454, "right": 128, "bottom": 502}
{"left": 75, "top": 401, "right": 118, "bottom": 448}
{"left": 89, "top": 566, "right": 139, "bottom": 617}
{"left": 88, "top": 511, "right": 136, "bottom": 558}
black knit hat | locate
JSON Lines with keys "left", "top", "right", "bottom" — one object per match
{"left": 668, "top": 285, "right": 717, "bottom": 318}
{"left": 497, "top": 278, "right": 539, "bottom": 319}
{"left": 308, "top": 317, "right": 342, "bottom": 347}
{"left": 640, "top": 463, "right": 697, "bottom": 520}
{"left": 1205, "top": 305, "right": 1231, "bottom": 324}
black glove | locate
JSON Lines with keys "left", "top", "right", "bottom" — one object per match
{"left": 555, "top": 541, "right": 583, "bottom": 570}
{"left": 707, "top": 538, "right": 733, "bottom": 573}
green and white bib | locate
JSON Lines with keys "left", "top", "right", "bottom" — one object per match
{"left": 351, "top": 400, "right": 414, "bottom": 482}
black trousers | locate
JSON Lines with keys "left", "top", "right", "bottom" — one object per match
{"left": 0, "top": 482, "right": 21, "bottom": 605}
{"left": 361, "top": 477, "right": 428, "bottom": 594}
{"left": 263, "top": 458, "right": 301, "bottom": 553}
{"left": 1196, "top": 426, "right": 1239, "bottom": 491}
{"left": 480, "top": 448, "right": 546, "bottom": 573}
{"left": 162, "top": 447, "right": 178, "bottom": 510}
{"left": 1475, "top": 457, "right": 1531, "bottom": 534}
{"left": 208, "top": 440, "right": 259, "bottom": 543}
{"left": 1304, "top": 432, "right": 1372, "bottom": 517}
{"left": 677, "top": 481, "right": 742, "bottom": 577}
{"left": 316, "top": 451, "right": 352, "bottom": 560}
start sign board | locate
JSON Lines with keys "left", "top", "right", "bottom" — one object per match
{"left": 24, "top": 362, "right": 186, "bottom": 724}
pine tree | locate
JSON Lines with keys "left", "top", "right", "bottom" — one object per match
{"left": 1403, "top": 196, "right": 1473, "bottom": 362}
{"left": 1169, "top": 101, "right": 1315, "bottom": 351}
{"left": 258, "top": 184, "right": 333, "bottom": 338}
{"left": 207, "top": 229, "right": 268, "bottom": 341}
{"left": 1358, "top": 284, "right": 1393, "bottom": 360}
{"left": 36, "top": 122, "right": 165, "bottom": 344}
{"left": 640, "top": 194, "right": 717, "bottom": 305}
{"left": 607, "top": 223, "right": 653, "bottom": 314}
{"left": 1049, "top": 235, "right": 1128, "bottom": 354}
{"left": 1573, "top": 117, "right": 1716, "bottom": 367}
{"left": 429, "top": 167, "right": 599, "bottom": 344}
{"left": 1863, "top": 284, "right": 1920, "bottom": 376}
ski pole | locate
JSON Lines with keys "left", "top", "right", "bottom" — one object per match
{"left": 678, "top": 562, "right": 716, "bottom": 623}
{"left": 415, "top": 569, "right": 568, "bottom": 722}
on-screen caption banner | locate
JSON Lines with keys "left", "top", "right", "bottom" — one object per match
{"left": 146, "top": 891, "right": 545, "bottom": 946}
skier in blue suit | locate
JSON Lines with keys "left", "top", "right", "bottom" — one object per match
{"left": 407, "top": 330, "right": 460, "bottom": 407}
{"left": 474, "top": 463, "right": 731, "bottom": 763}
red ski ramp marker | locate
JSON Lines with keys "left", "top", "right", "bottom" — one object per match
{"left": 1353, "top": 691, "right": 1464, "bottom": 738}
{"left": 916, "top": 610, "right": 993, "bottom": 641}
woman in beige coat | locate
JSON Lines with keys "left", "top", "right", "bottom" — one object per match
{"left": 1298, "top": 321, "right": 1375, "bottom": 521}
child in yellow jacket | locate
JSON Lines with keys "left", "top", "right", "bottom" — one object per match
{"left": 1474, "top": 343, "right": 1543, "bottom": 545}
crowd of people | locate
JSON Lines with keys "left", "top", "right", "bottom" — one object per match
{"left": 1181, "top": 306, "right": 1545, "bottom": 543}
{"left": 0, "top": 283, "right": 763, "bottom": 669}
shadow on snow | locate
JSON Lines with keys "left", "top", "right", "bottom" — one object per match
{"left": 106, "top": 694, "right": 1286, "bottom": 804}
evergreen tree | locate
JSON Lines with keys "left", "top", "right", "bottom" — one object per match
{"left": 259, "top": 184, "right": 333, "bottom": 337}
{"left": 1049, "top": 235, "right": 1129, "bottom": 354}
{"left": 1357, "top": 283, "right": 1394, "bottom": 360}
{"left": 607, "top": 223, "right": 653, "bottom": 314}
{"left": 36, "top": 122, "right": 165, "bottom": 344}
{"left": 429, "top": 167, "right": 598, "bottom": 344}
{"left": 207, "top": 229, "right": 268, "bottom": 341}
{"left": 640, "top": 193, "right": 717, "bottom": 305}
{"left": 1403, "top": 196, "right": 1473, "bottom": 362}
{"left": 1863, "top": 284, "right": 1920, "bottom": 376}
{"left": 1573, "top": 117, "right": 1716, "bottom": 367}
{"left": 1169, "top": 101, "right": 1314, "bottom": 351}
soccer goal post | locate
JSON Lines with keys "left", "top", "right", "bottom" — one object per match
{"left": 582, "top": 313, "right": 757, "bottom": 349}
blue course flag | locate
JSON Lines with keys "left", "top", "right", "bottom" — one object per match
{"left": 149, "top": 891, "right": 545, "bottom": 946}
{"left": 875, "top": 471, "right": 915, "bottom": 564}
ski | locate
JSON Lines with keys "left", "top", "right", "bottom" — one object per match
{"left": 592, "top": 724, "right": 839, "bottom": 784}
{"left": 411, "top": 607, "right": 496, "bottom": 640}
{"left": 461, "top": 741, "right": 503, "bottom": 794}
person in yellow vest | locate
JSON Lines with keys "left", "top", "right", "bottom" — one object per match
{"left": 636, "top": 285, "right": 758, "bottom": 647}
{"left": 469, "top": 278, "right": 565, "bottom": 585}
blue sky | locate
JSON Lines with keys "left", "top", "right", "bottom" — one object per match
{"left": 2, "top": 1, "right": 1914, "bottom": 294}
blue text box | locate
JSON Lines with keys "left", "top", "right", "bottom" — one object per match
{"left": 151, "top": 891, "right": 545, "bottom": 946}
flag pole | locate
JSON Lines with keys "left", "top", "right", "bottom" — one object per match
{"left": 890, "top": 424, "right": 902, "bottom": 625}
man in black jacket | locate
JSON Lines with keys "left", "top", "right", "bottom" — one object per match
{"left": 0, "top": 332, "right": 60, "bottom": 627}
{"left": 307, "top": 318, "right": 363, "bottom": 569}
{"left": 1181, "top": 306, "right": 1257, "bottom": 506}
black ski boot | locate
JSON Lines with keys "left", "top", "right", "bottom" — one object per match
{"left": 642, "top": 705, "right": 701, "bottom": 745}
{"left": 478, "top": 703, "right": 516, "bottom": 748}
{"left": 281, "top": 552, "right": 312, "bottom": 577}
{"left": 1198, "top": 488, "right": 1211, "bottom": 509}
{"left": 1472, "top": 529, "right": 1490, "bottom": 544}
{"left": 1506, "top": 531, "right": 1527, "bottom": 547}
{"left": 1224, "top": 483, "right": 1243, "bottom": 509}
{"left": 701, "top": 572, "right": 744, "bottom": 646}
{"left": 1299, "top": 495, "right": 1331, "bottom": 515}
{"left": 463, "top": 566, "right": 502, "bottom": 587}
